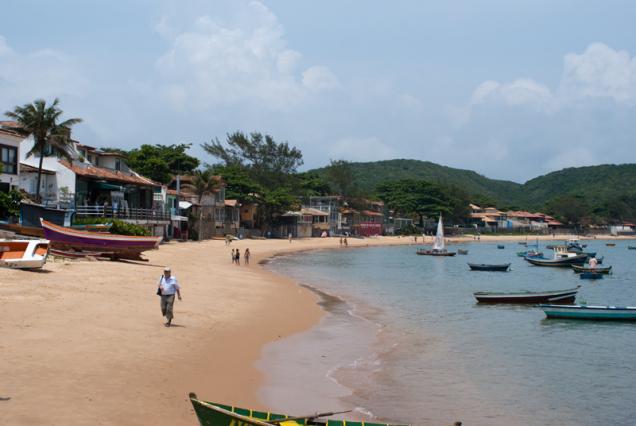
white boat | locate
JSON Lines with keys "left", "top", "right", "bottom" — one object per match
{"left": 416, "top": 215, "right": 456, "bottom": 256}
{"left": 0, "top": 239, "right": 50, "bottom": 269}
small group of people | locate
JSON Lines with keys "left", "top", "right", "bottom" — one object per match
{"left": 231, "top": 248, "right": 251, "bottom": 265}
{"left": 339, "top": 236, "right": 349, "bottom": 246}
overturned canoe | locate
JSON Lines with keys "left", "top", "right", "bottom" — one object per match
{"left": 0, "top": 239, "right": 50, "bottom": 269}
{"left": 189, "top": 393, "right": 412, "bottom": 426}
{"left": 468, "top": 262, "right": 510, "bottom": 271}
{"left": 41, "top": 219, "right": 161, "bottom": 260}
{"left": 540, "top": 304, "right": 636, "bottom": 321}
{"left": 474, "top": 286, "right": 579, "bottom": 304}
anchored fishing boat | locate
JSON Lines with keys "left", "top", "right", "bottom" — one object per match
{"left": 580, "top": 272, "right": 604, "bottom": 280}
{"left": 468, "top": 262, "right": 511, "bottom": 271}
{"left": 457, "top": 249, "right": 469, "bottom": 255}
{"left": 0, "top": 239, "right": 50, "bottom": 269}
{"left": 40, "top": 219, "right": 161, "bottom": 260}
{"left": 571, "top": 264, "right": 612, "bottom": 274}
{"left": 416, "top": 215, "right": 456, "bottom": 256}
{"left": 189, "top": 393, "right": 413, "bottom": 426}
{"left": 539, "top": 304, "right": 636, "bottom": 321}
{"left": 474, "top": 286, "right": 579, "bottom": 304}
{"left": 525, "top": 248, "right": 588, "bottom": 267}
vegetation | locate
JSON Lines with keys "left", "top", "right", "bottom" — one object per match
{"left": 4, "top": 98, "right": 82, "bottom": 201}
{"left": 182, "top": 169, "right": 223, "bottom": 239}
{"left": 103, "top": 144, "right": 199, "bottom": 184}
{"left": 73, "top": 217, "right": 150, "bottom": 236}
{"left": 203, "top": 132, "right": 303, "bottom": 230}
{"left": 0, "top": 189, "right": 22, "bottom": 219}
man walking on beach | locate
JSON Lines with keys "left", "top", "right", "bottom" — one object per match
{"left": 158, "top": 267, "right": 181, "bottom": 327}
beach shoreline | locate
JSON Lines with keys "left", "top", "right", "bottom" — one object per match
{"left": 1, "top": 233, "right": 633, "bottom": 425}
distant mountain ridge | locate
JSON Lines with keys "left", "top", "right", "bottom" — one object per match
{"left": 309, "top": 159, "right": 636, "bottom": 209}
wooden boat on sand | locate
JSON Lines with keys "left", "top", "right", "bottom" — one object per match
{"left": 539, "top": 304, "right": 636, "bottom": 321}
{"left": 468, "top": 262, "right": 510, "bottom": 271}
{"left": 0, "top": 239, "right": 50, "bottom": 269}
{"left": 40, "top": 219, "right": 161, "bottom": 260}
{"left": 474, "top": 286, "right": 579, "bottom": 304}
{"left": 571, "top": 264, "right": 612, "bottom": 274}
{"left": 189, "top": 393, "right": 414, "bottom": 426}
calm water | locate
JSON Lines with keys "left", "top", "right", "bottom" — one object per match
{"left": 263, "top": 241, "right": 636, "bottom": 426}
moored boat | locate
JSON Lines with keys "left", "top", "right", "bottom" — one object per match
{"left": 474, "top": 286, "right": 579, "bottom": 304}
{"left": 539, "top": 304, "right": 636, "bottom": 321}
{"left": 525, "top": 253, "right": 588, "bottom": 267}
{"left": 40, "top": 219, "right": 161, "bottom": 260}
{"left": 0, "top": 239, "right": 50, "bottom": 269}
{"left": 468, "top": 262, "right": 510, "bottom": 271}
{"left": 606, "top": 243, "right": 616, "bottom": 247}
{"left": 497, "top": 244, "right": 505, "bottom": 249}
{"left": 416, "top": 215, "right": 456, "bottom": 256}
{"left": 571, "top": 264, "right": 612, "bottom": 274}
{"left": 580, "top": 272, "right": 604, "bottom": 280}
{"left": 188, "top": 393, "right": 412, "bottom": 426}
{"left": 457, "top": 249, "right": 469, "bottom": 255}
{"left": 628, "top": 246, "right": 636, "bottom": 250}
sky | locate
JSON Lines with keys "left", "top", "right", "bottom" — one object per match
{"left": 2, "top": 0, "right": 636, "bottom": 183}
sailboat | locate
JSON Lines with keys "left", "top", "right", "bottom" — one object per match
{"left": 416, "top": 215, "right": 456, "bottom": 256}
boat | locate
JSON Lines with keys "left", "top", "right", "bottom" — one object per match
{"left": 571, "top": 264, "right": 612, "bottom": 274}
{"left": 580, "top": 272, "right": 604, "bottom": 280}
{"left": 416, "top": 215, "right": 456, "bottom": 256}
{"left": 457, "top": 249, "right": 469, "bottom": 255}
{"left": 0, "top": 239, "right": 50, "bottom": 269}
{"left": 517, "top": 249, "right": 543, "bottom": 258}
{"left": 525, "top": 252, "right": 588, "bottom": 267}
{"left": 474, "top": 286, "right": 580, "bottom": 304}
{"left": 189, "top": 393, "right": 412, "bottom": 426}
{"left": 49, "top": 248, "right": 114, "bottom": 259}
{"left": 539, "top": 304, "right": 636, "bottom": 321}
{"left": 628, "top": 246, "right": 636, "bottom": 250}
{"left": 468, "top": 262, "right": 510, "bottom": 271}
{"left": 40, "top": 219, "right": 161, "bottom": 261}
{"left": 497, "top": 244, "right": 505, "bottom": 249}
{"left": 606, "top": 243, "right": 616, "bottom": 247}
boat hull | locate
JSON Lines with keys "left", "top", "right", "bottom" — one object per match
{"left": 0, "top": 239, "right": 50, "bottom": 269}
{"left": 474, "top": 287, "right": 579, "bottom": 304}
{"left": 525, "top": 254, "right": 588, "bottom": 267}
{"left": 572, "top": 265, "right": 612, "bottom": 274}
{"left": 540, "top": 305, "right": 636, "bottom": 321}
{"left": 416, "top": 250, "right": 456, "bottom": 256}
{"left": 468, "top": 263, "right": 510, "bottom": 271}
{"left": 41, "top": 219, "right": 161, "bottom": 260}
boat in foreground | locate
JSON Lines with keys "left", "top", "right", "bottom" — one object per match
{"left": 416, "top": 215, "right": 456, "bottom": 256}
{"left": 0, "top": 239, "right": 50, "bottom": 269}
{"left": 468, "top": 262, "right": 510, "bottom": 271}
{"left": 571, "top": 264, "right": 612, "bottom": 274}
{"left": 539, "top": 304, "right": 636, "bottom": 321}
{"left": 189, "top": 393, "right": 412, "bottom": 426}
{"left": 40, "top": 219, "right": 161, "bottom": 260}
{"left": 474, "top": 286, "right": 579, "bottom": 304}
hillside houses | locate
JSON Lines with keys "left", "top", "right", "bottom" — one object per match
{"left": 469, "top": 203, "right": 563, "bottom": 231}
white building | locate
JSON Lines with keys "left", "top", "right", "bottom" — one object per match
{"left": 0, "top": 124, "right": 22, "bottom": 192}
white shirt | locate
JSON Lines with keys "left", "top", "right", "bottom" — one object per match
{"left": 160, "top": 275, "right": 180, "bottom": 295}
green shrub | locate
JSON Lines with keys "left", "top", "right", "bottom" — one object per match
{"left": 0, "top": 189, "right": 22, "bottom": 219}
{"left": 73, "top": 217, "right": 150, "bottom": 236}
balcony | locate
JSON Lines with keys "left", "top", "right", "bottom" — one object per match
{"left": 75, "top": 205, "right": 170, "bottom": 223}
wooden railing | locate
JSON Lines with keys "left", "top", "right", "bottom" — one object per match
{"left": 75, "top": 205, "right": 171, "bottom": 222}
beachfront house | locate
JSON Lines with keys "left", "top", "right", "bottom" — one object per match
{"left": 277, "top": 207, "right": 329, "bottom": 238}
{"left": 308, "top": 195, "right": 342, "bottom": 236}
{"left": 0, "top": 123, "right": 22, "bottom": 192}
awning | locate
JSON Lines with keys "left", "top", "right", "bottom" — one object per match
{"left": 171, "top": 215, "right": 188, "bottom": 222}
{"left": 179, "top": 201, "right": 193, "bottom": 209}
{"left": 96, "top": 182, "right": 123, "bottom": 191}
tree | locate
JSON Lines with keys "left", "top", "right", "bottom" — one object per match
{"left": 182, "top": 169, "right": 223, "bottom": 239}
{"left": 295, "top": 172, "right": 332, "bottom": 199}
{"left": 325, "top": 159, "right": 356, "bottom": 197}
{"left": 123, "top": 144, "right": 200, "bottom": 184}
{"left": 545, "top": 194, "right": 590, "bottom": 226}
{"left": 5, "top": 99, "right": 82, "bottom": 201}
{"left": 203, "top": 132, "right": 304, "bottom": 229}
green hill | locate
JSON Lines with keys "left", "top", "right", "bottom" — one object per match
{"left": 309, "top": 160, "right": 636, "bottom": 212}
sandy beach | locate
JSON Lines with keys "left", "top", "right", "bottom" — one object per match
{"left": 1, "top": 233, "right": 633, "bottom": 425}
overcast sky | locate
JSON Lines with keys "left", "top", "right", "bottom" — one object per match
{"left": 2, "top": 0, "right": 636, "bottom": 182}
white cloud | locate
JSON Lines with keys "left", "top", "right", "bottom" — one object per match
{"left": 154, "top": 1, "right": 338, "bottom": 110}
{"left": 560, "top": 42, "right": 636, "bottom": 103}
{"left": 471, "top": 78, "right": 555, "bottom": 111}
{"left": 328, "top": 137, "right": 396, "bottom": 162}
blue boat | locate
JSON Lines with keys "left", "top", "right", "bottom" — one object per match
{"left": 580, "top": 272, "right": 604, "bottom": 280}
{"left": 497, "top": 245, "right": 505, "bottom": 249}
{"left": 539, "top": 305, "right": 636, "bottom": 321}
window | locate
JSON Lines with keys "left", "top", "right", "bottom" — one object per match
{"left": 115, "top": 159, "right": 121, "bottom": 171}
{"left": 1, "top": 144, "right": 17, "bottom": 174}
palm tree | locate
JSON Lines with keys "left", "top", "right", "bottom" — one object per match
{"left": 4, "top": 98, "right": 82, "bottom": 201}
{"left": 183, "top": 169, "right": 222, "bottom": 239}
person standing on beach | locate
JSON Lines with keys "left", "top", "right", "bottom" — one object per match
{"left": 288, "top": 232, "right": 293, "bottom": 243}
{"left": 231, "top": 249, "right": 235, "bottom": 263}
{"left": 344, "top": 236, "right": 348, "bottom": 246}
{"left": 244, "top": 248, "right": 250, "bottom": 265}
{"left": 158, "top": 267, "right": 181, "bottom": 327}
{"left": 339, "top": 237, "right": 343, "bottom": 246}
{"left": 235, "top": 249, "right": 241, "bottom": 265}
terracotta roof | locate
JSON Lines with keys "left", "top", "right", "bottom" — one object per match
{"left": 225, "top": 199, "right": 239, "bottom": 207}
{"left": 167, "top": 189, "right": 179, "bottom": 196}
{"left": 362, "top": 210, "right": 383, "bottom": 217}
{"left": 622, "top": 222, "right": 636, "bottom": 227}
{"left": 301, "top": 207, "right": 329, "bottom": 216}
{"left": 0, "top": 122, "right": 25, "bottom": 138}
{"left": 97, "top": 151, "right": 126, "bottom": 158}
{"left": 340, "top": 208, "right": 359, "bottom": 214}
{"left": 19, "top": 163, "right": 55, "bottom": 175}
{"left": 76, "top": 143, "right": 97, "bottom": 151}
{"left": 547, "top": 220, "right": 563, "bottom": 226}
{"left": 60, "top": 160, "right": 160, "bottom": 187}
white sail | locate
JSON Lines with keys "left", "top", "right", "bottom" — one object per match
{"left": 433, "top": 215, "right": 445, "bottom": 251}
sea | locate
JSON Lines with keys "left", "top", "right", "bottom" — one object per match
{"left": 259, "top": 240, "right": 636, "bottom": 426}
